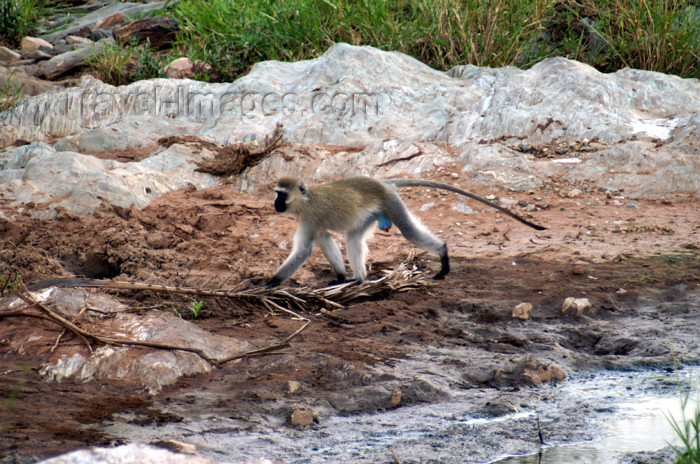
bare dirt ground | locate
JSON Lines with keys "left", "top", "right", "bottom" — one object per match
{"left": 0, "top": 160, "right": 699, "bottom": 462}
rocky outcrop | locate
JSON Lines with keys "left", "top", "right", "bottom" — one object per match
{"left": 4, "top": 286, "right": 251, "bottom": 393}
{"left": 1, "top": 43, "right": 699, "bottom": 220}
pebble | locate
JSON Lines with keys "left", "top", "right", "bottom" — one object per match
{"left": 291, "top": 407, "right": 316, "bottom": 426}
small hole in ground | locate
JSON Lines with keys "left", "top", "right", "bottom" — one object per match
{"left": 62, "top": 253, "right": 121, "bottom": 279}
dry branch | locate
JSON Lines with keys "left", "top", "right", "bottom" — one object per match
{"left": 8, "top": 266, "right": 424, "bottom": 369}
{"left": 11, "top": 280, "right": 310, "bottom": 367}
{"left": 28, "top": 264, "right": 427, "bottom": 313}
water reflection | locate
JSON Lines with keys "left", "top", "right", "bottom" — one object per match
{"left": 493, "top": 395, "right": 699, "bottom": 464}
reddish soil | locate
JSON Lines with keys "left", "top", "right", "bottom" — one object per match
{"left": 1, "top": 165, "right": 699, "bottom": 461}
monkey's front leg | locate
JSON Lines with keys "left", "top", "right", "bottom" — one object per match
{"left": 263, "top": 227, "right": 314, "bottom": 287}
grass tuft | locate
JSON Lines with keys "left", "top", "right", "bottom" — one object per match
{"left": 667, "top": 391, "right": 700, "bottom": 464}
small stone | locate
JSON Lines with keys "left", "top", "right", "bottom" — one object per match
{"left": 286, "top": 380, "right": 300, "bottom": 394}
{"left": 290, "top": 407, "right": 315, "bottom": 426}
{"left": 616, "top": 288, "right": 627, "bottom": 295}
{"left": 390, "top": 388, "right": 402, "bottom": 407}
{"left": 419, "top": 201, "right": 435, "bottom": 211}
{"left": 571, "top": 264, "right": 585, "bottom": 275}
{"left": 165, "top": 57, "right": 194, "bottom": 79}
{"left": 567, "top": 188, "right": 582, "bottom": 198}
{"left": 65, "top": 35, "right": 94, "bottom": 47}
{"left": 90, "top": 29, "right": 111, "bottom": 41}
{"left": 0, "top": 46, "right": 21, "bottom": 63}
{"left": 95, "top": 12, "right": 126, "bottom": 30}
{"left": 27, "top": 50, "right": 52, "bottom": 61}
{"left": 150, "top": 439, "right": 197, "bottom": 455}
{"left": 561, "top": 297, "right": 593, "bottom": 317}
{"left": 512, "top": 302, "right": 533, "bottom": 320}
{"left": 625, "top": 203, "right": 638, "bottom": 210}
{"left": 20, "top": 36, "right": 53, "bottom": 53}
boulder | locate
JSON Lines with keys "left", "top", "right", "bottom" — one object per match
{"left": 0, "top": 140, "right": 218, "bottom": 218}
{"left": 112, "top": 17, "right": 180, "bottom": 49}
{"left": 2, "top": 286, "right": 252, "bottom": 393}
{"left": 32, "top": 42, "right": 106, "bottom": 80}
{"left": 0, "top": 66, "right": 56, "bottom": 97}
{"left": 95, "top": 12, "right": 126, "bottom": 30}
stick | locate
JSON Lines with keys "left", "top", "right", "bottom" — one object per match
{"left": 14, "top": 280, "right": 311, "bottom": 368}
{"left": 537, "top": 416, "right": 545, "bottom": 445}
{"left": 391, "top": 447, "right": 402, "bottom": 464}
{"left": 216, "top": 309, "right": 310, "bottom": 365}
{"left": 17, "top": 281, "right": 215, "bottom": 363}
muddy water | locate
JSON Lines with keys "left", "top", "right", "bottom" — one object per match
{"left": 103, "top": 366, "right": 699, "bottom": 463}
{"left": 494, "top": 375, "right": 699, "bottom": 464}
{"left": 98, "top": 287, "right": 700, "bottom": 463}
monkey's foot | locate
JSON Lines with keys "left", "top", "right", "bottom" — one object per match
{"left": 328, "top": 278, "right": 361, "bottom": 286}
{"left": 262, "top": 276, "right": 282, "bottom": 287}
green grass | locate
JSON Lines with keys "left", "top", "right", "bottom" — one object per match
{"left": 667, "top": 390, "right": 700, "bottom": 463}
{"left": 0, "top": 0, "right": 53, "bottom": 46}
{"left": 173, "top": 298, "right": 205, "bottom": 320}
{"left": 166, "top": 0, "right": 700, "bottom": 82}
{"left": 669, "top": 404, "right": 700, "bottom": 463}
{"left": 88, "top": 41, "right": 168, "bottom": 86}
{"left": 548, "top": 0, "right": 700, "bottom": 77}
{"left": 0, "top": 70, "right": 25, "bottom": 114}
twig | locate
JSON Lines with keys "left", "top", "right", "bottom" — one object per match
{"left": 391, "top": 447, "right": 402, "bottom": 464}
{"left": 51, "top": 329, "right": 66, "bottom": 353}
{"left": 537, "top": 416, "right": 545, "bottom": 445}
{"left": 0, "top": 309, "right": 52, "bottom": 320}
{"left": 16, "top": 281, "right": 214, "bottom": 362}
{"left": 13, "top": 266, "right": 424, "bottom": 369}
{"left": 216, "top": 308, "right": 310, "bottom": 366}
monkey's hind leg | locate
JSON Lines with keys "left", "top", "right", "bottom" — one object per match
{"left": 345, "top": 222, "right": 376, "bottom": 283}
{"left": 386, "top": 201, "right": 450, "bottom": 279}
{"left": 317, "top": 230, "right": 347, "bottom": 284}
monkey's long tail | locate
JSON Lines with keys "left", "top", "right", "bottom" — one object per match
{"left": 385, "top": 179, "right": 547, "bottom": 231}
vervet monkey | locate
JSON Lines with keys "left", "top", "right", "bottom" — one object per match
{"left": 265, "top": 176, "right": 546, "bottom": 287}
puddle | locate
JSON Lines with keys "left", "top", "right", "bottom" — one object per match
{"left": 493, "top": 394, "right": 699, "bottom": 463}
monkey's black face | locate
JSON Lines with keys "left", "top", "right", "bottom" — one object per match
{"left": 274, "top": 191, "right": 288, "bottom": 212}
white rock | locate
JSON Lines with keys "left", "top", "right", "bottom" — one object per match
{"left": 3, "top": 286, "right": 252, "bottom": 392}
{"left": 38, "top": 443, "right": 217, "bottom": 464}
{"left": 1, "top": 44, "right": 699, "bottom": 218}
{"left": 20, "top": 36, "right": 53, "bottom": 52}
{"left": 561, "top": 297, "right": 593, "bottom": 317}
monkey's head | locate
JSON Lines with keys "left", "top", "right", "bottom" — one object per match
{"left": 274, "top": 177, "right": 308, "bottom": 215}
